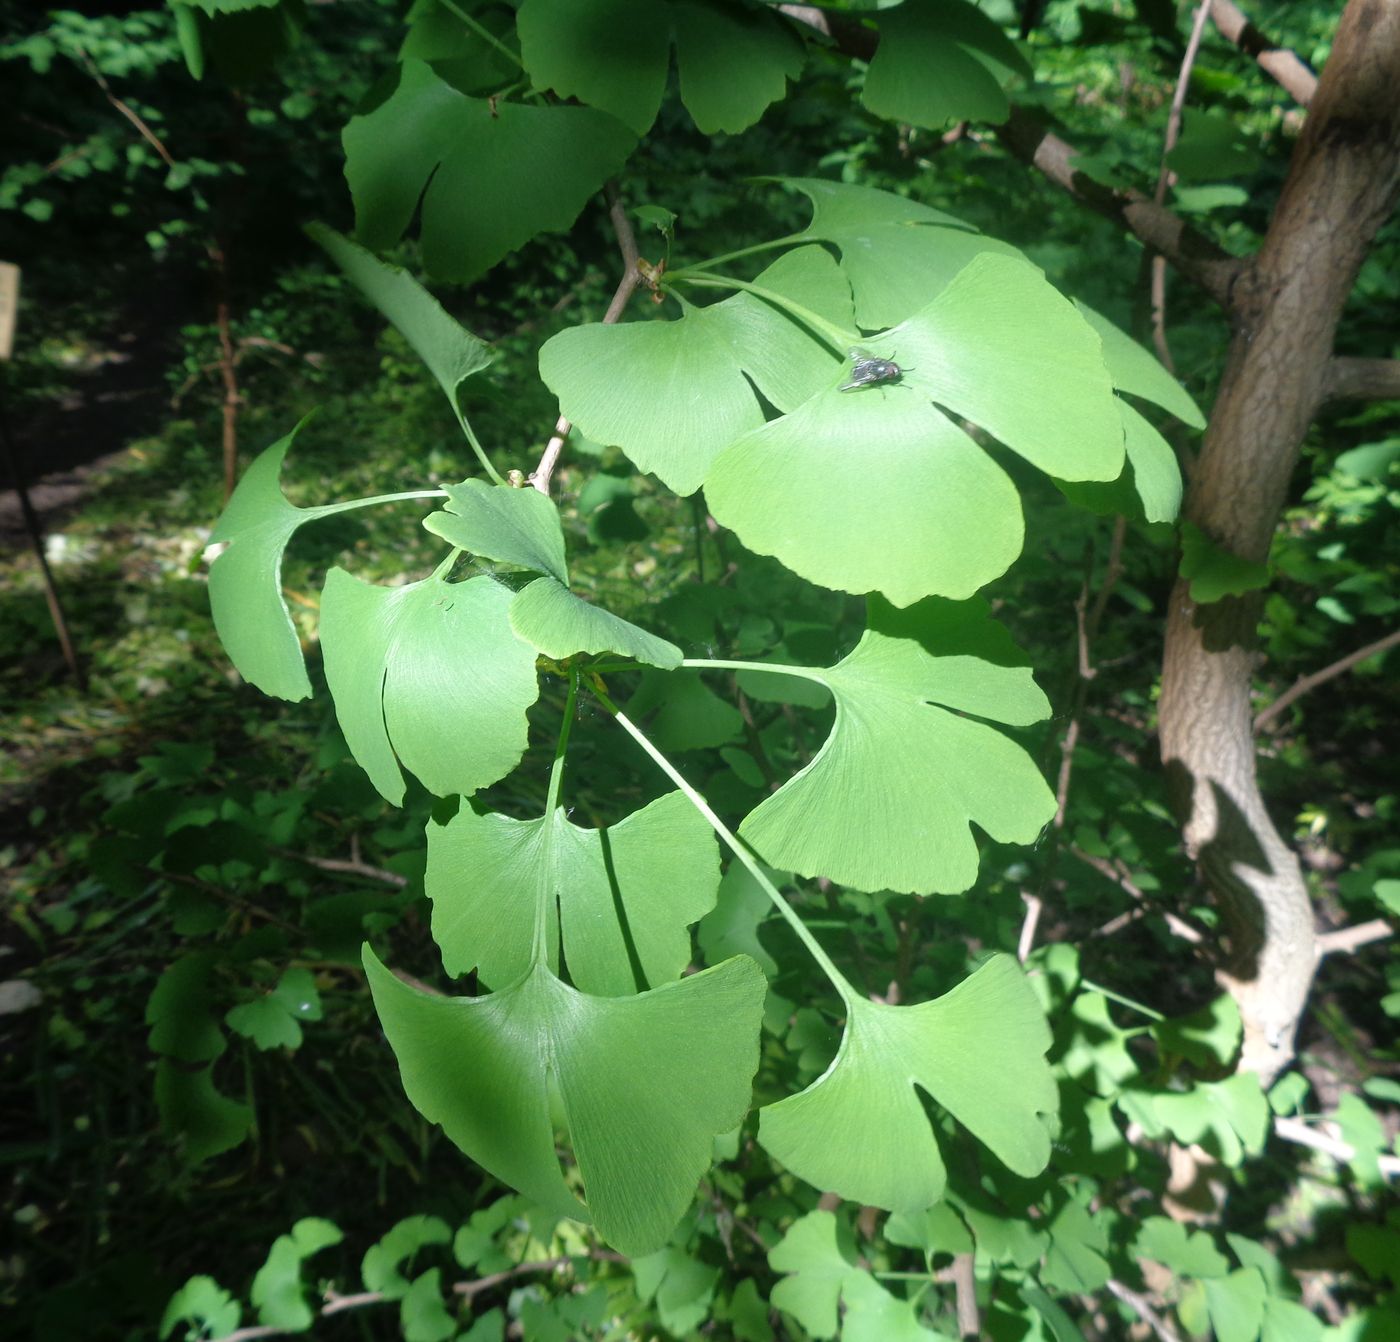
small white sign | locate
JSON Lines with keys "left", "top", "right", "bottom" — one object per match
{"left": 0, "top": 262, "right": 18, "bottom": 361}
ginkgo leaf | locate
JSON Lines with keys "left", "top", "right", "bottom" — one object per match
{"left": 670, "top": 0, "right": 804, "bottom": 134}
{"left": 784, "top": 176, "right": 1026, "bottom": 327}
{"left": 864, "top": 0, "right": 1031, "bottom": 130}
{"left": 344, "top": 60, "right": 635, "bottom": 281}
{"left": 517, "top": 0, "right": 669, "bottom": 136}
{"left": 704, "top": 377, "right": 1024, "bottom": 604}
{"left": 518, "top": 0, "right": 801, "bottom": 137}
{"left": 540, "top": 246, "right": 852, "bottom": 495}
{"left": 363, "top": 949, "right": 766, "bottom": 1256}
{"left": 308, "top": 223, "right": 492, "bottom": 429}
{"left": 862, "top": 252, "right": 1124, "bottom": 482}
{"left": 738, "top": 597, "right": 1055, "bottom": 894}
{"left": 424, "top": 480, "right": 568, "bottom": 584}
{"left": 707, "top": 253, "right": 1123, "bottom": 603}
{"left": 425, "top": 792, "right": 720, "bottom": 994}
{"left": 758, "top": 955, "right": 1058, "bottom": 1212}
{"left": 319, "top": 570, "right": 539, "bottom": 805}
{"left": 208, "top": 420, "right": 322, "bottom": 701}
{"left": 1075, "top": 301, "right": 1206, "bottom": 428}
{"left": 768, "top": 1210, "right": 861, "bottom": 1340}
{"left": 250, "top": 1219, "right": 343, "bottom": 1331}
{"left": 509, "top": 578, "right": 682, "bottom": 669}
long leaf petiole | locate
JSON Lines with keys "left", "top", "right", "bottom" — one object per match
{"left": 593, "top": 686, "right": 855, "bottom": 1006}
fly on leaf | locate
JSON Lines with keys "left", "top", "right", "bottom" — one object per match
{"left": 840, "top": 348, "right": 911, "bottom": 392}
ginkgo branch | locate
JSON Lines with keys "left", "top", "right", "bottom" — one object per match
{"left": 1208, "top": 0, "right": 1318, "bottom": 106}
{"left": 1253, "top": 627, "right": 1400, "bottom": 731}
{"left": 532, "top": 182, "right": 641, "bottom": 495}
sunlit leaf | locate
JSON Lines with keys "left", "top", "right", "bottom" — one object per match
{"left": 784, "top": 176, "right": 1025, "bottom": 327}
{"left": 425, "top": 792, "right": 720, "bottom": 993}
{"left": 424, "top": 480, "right": 568, "bottom": 584}
{"left": 758, "top": 955, "right": 1058, "bottom": 1211}
{"left": 320, "top": 571, "right": 539, "bottom": 805}
{"left": 160, "top": 1276, "right": 241, "bottom": 1341}
{"left": 509, "top": 578, "right": 681, "bottom": 669}
{"left": 1075, "top": 301, "right": 1206, "bottom": 428}
{"left": 739, "top": 598, "right": 1054, "bottom": 894}
{"left": 540, "top": 246, "right": 852, "bottom": 495}
{"left": 364, "top": 949, "right": 766, "bottom": 1256}
{"left": 208, "top": 421, "right": 323, "bottom": 701}
{"left": 705, "top": 376, "right": 1023, "bottom": 604}
{"left": 344, "top": 60, "right": 635, "bottom": 280}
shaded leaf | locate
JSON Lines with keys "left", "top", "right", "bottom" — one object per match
{"left": 1203, "top": 1268, "right": 1268, "bottom": 1342}
{"left": 251, "top": 1219, "right": 343, "bottom": 1331}
{"left": 154, "top": 1061, "right": 253, "bottom": 1163}
{"left": 401, "top": 1269, "right": 455, "bottom": 1342}
{"left": 364, "top": 950, "right": 766, "bottom": 1255}
{"left": 768, "top": 1210, "right": 860, "bottom": 1340}
{"left": 1135, "top": 1217, "right": 1231, "bottom": 1279}
{"left": 319, "top": 571, "right": 539, "bottom": 805}
{"left": 671, "top": 0, "right": 804, "bottom": 134}
{"left": 307, "top": 223, "right": 492, "bottom": 429}
{"left": 864, "top": 0, "right": 1031, "bottom": 130}
{"left": 625, "top": 669, "right": 745, "bottom": 751}
{"left": 1152, "top": 994, "right": 1241, "bottom": 1069}
{"left": 508, "top": 578, "right": 681, "bottom": 669}
{"left": 344, "top": 60, "right": 635, "bottom": 281}
{"left": 739, "top": 598, "right": 1054, "bottom": 894}
{"left": 425, "top": 792, "right": 720, "bottom": 993}
{"left": 697, "top": 861, "right": 781, "bottom": 978}
{"left": 1042, "top": 1200, "right": 1110, "bottom": 1294}
{"left": 758, "top": 955, "right": 1057, "bottom": 1211}
{"left": 160, "top": 1276, "right": 241, "bottom": 1341}
{"left": 1180, "top": 521, "right": 1269, "bottom": 602}
{"left": 362, "top": 1216, "right": 451, "bottom": 1301}
{"left": 632, "top": 1246, "right": 719, "bottom": 1337}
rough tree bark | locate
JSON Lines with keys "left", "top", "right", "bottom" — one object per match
{"left": 1158, "top": 0, "right": 1400, "bottom": 1082}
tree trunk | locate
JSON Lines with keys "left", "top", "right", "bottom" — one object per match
{"left": 1159, "top": 0, "right": 1400, "bottom": 1082}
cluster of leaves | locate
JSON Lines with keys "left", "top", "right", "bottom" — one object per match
{"left": 5, "top": 2, "right": 1399, "bottom": 1341}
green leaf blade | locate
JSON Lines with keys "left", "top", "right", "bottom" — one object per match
{"left": 509, "top": 578, "right": 681, "bottom": 669}
{"left": 424, "top": 480, "right": 568, "bottom": 584}
{"left": 364, "top": 951, "right": 766, "bottom": 1256}
{"left": 320, "top": 571, "right": 539, "bottom": 804}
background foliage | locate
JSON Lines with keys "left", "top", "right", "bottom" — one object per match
{"left": 2, "top": 2, "right": 1397, "bottom": 1341}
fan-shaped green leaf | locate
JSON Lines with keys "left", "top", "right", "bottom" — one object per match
{"left": 518, "top": 0, "right": 801, "bottom": 137}
{"left": 625, "top": 669, "right": 744, "bottom": 751}
{"left": 251, "top": 1219, "right": 344, "bottom": 1330}
{"left": 840, "top": 1270, "right": 946, "bottom": 1342}
{"left": 1179, "top": 522, "right": 1270, "bottom": 603}
{"left": 868, "top": 252, "right": 1124, "bottom": 482}
{"left": 758, "top": 955, "right": 1057, "bottom": 1211}
{"left": 864, "top": 0, "right": 1031, "bottom": 130}
{"left": 425, "top": 792, "right": 719, "bottom": 993}
{"left": 344, "top": 60, "right": 636, "bottom": 280}
{"left": 1075, "top": 301, "right": 1206, "bottom": 428}
{"left": 738, "top": 598, "right": 1054, "bottom": 894}
{"left": 363, "top": 950, "right": 766, "bottom": 1256}
{"left": 768, "top": 1211, "right": 860, "bottom": 1341}
{"left": 539, "top": 245, "right": 852, "bottom": 494}
{"left": 362, "top": 1216, "right": 451, "bottom": 1300}
{"left": 424, "top": 480, "right": 568, "bottom": 584}
{"left": 319, "top": 571, "right": 539, "bottom": 805}
{"left": 671, "top": 1, "right": 804, "bottom": 134}
{"left": 509, "top": 578, "right": 681, "bottom": 669}
{"left": 785, "top": 176, "right": 1025, "bottom": 327}
{"left": 208, "top": 421, "right": 321, "bottom": 701}
{"left": 704, "top": 377, "right": 1024, "bottom": 605}
{"left": 517, "top": 0, "right": 668, "bottom": 136}
{"left": 698, "top": 862, "right": 780, "bottom": 978}
{"left": 307, "top": 223, "right": 492, "bottom": 428}
{"left": 1056, "top": 399, "right": 1182, "bottom": 523}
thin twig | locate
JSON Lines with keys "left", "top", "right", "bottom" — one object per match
{"left": 1323, "top": 356, "right": 1400, "bottom": 402}
{"left": 1072, "top": 845, "right": 1206, "bottom": 945}
{"left": 1020, "top": 522, "right": 1127, "bottom": 961}
{"left": 1148, "top": 2, "right": 1212, "bottom": 372}
{"left": 76, "top": 48, "right": 177, "bottom": 168}
{"left": 1316, "top": 919, "right": 1393, "bottom": 957}
{"left": 1254, "top": 628, "right": 1400, "bottom": 731}
{"left": 268, "top": 844, "right": 409, "bottom": 889}
{"left": 951, "top": 1251, "right": 979, "bottom": 1339}
{"left": 1106, "top": 1278, "right": 1184, "bottom": 1342}
{"left": 1208, "top": 0, "right": 1318, "bottom": 106}
{"left": 530, "top": 182, "right": 641, "bottom": 495}
{"left": 1274, "top": 1115, "right": 1400, "bottom": 1177}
